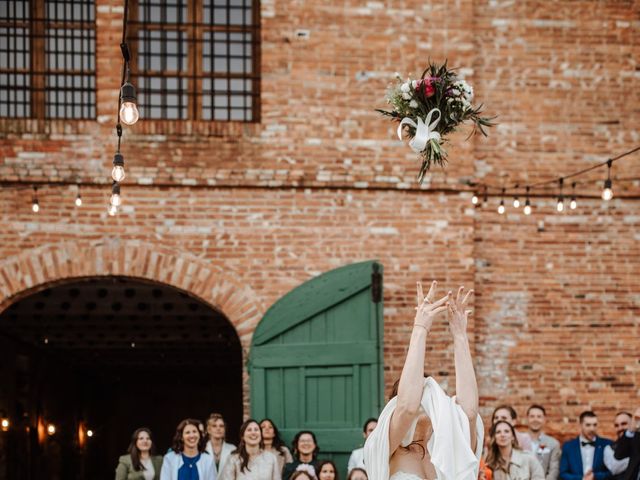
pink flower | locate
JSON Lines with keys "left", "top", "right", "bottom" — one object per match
{"left": 416, "top": 78, "right": 436, "bottom": 98}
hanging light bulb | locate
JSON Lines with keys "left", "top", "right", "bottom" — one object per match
{"left": 1, "top": 417, "right": 9, "bottom": 432}
{"left": 110, "top": 182, "right": 122, "bottom": 207}
{"left": 471, "top": 194, "right": 479, "bottom": 205}
{"left": 75, "top": 186, "right": 82, "bottom": 207}
{"left": 513, "top": 196, "right": 520, "bottom": 208}
{"left": 119, "top": 82, "right": 139, "bottom": 125}
{"left": 47, "top": 424, "right": 56, "bottom": 436}
{"left": 523, "top": 187, "right": 532, "bottom": 215}
{"left": 482, "top": 188, "right": 488, "bottom": 207}
{"left": 498, "top": 188, "right": 505, "bottom": 214}
{"left": 87, "top": 429, "right": 94, "bottom": 438}
{"left": 32, "top": 187, "right": 39, "bottom": 213}
{"left": 602, "top": 159, "right": 613, "bottom": 201}
{"left": 108, "top": 204, "right": 118, "bottom": 216}
{"left": 570, "top": 182, "right": 577, "bottom": 209}
{"left": 556, "top": 178, "right": 564, "bottom": 212}
{"left": 112, "top": 153, "right": 126, "bottom": 182}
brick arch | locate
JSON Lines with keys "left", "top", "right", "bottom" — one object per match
{"left": 0, "top": 239, "right": 265, "bottom": 348}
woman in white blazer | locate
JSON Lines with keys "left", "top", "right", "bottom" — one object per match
{"left": 205, "top": 413, "right": 236, "bottom": 476}
{"left": 161, "top": 418, "right": 216, "bottom": 480}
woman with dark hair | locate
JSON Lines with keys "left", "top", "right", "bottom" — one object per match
{"left": 364, "top": 281, "right": 484, "bottom": 480}
{"left": 218, "top": 419, "right": 280, "bottom": 480}
{"left": 485, "top": 421, "right": 543, "bottom": 480}
{"left": 161, "top": 418, "right": 216, "bottom": 480}
{"left": 346, "top": 469, "right": 367, "bottom": 480}
{"left": 283, "top": 431, "right": 320, "bottom": 480}
{"left": 115, "top": 427, "right": 163, "bottom": 480}
{"left": 206, "top": 413, "right": 237, "bottom": 476}
{"left": 260, "top": 419, "right": 293, "bottom": 473}
{"left": 316, "top": 460, "right": 338, "bottom": 480}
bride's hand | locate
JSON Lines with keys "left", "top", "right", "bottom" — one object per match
{"left": 447, "top": 286, "right": 473, "bottom": 337}
{"left": 414, "top": 280, "right": 448, "bottom": 331}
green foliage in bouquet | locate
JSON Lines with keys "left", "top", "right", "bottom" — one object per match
{"left": 378, "top": 60, "right": 495, "bottom": 183}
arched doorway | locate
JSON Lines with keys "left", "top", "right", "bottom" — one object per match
{"left": 0, "top": 276, "right": 242, "bottom": 480}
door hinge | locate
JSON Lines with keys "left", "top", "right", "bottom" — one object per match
{"left": 371, "top": 262, "right": 382, "bottom": 303}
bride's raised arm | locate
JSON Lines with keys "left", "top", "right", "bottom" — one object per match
{"left": 447, "top": 287, "right": 479, "bottom": 452}
{"left": 387, "top": 281, "right": 448, "bottom": 456}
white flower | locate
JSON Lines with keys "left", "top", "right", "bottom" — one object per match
{"left": 409, "top": 100, "right": 418, "bottom": 108}
{"left": 450, "top": 88, "right": 460, "bottom": 96}
{"left": 400, "top": 82, "right": 411, "bottom": 93}
{"left": 411, "top": 80, "right": 418, "bottom": 89}
{"left": 402, "top": 92, "right": 412, "bottom": 100}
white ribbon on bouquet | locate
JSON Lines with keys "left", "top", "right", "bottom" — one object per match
{"left": 397, "top": 108, "right": 442, "bottom": 153}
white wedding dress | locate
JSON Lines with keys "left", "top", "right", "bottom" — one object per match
{"left": 364, "top": 377, "right": 483, "bottom": 480}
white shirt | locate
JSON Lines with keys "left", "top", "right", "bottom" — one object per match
{"left": 603, "top": 444, "right": 629, "bottom": 476}
{"left": 141, "top": 458, "right": 156, "bottom": 480}
{"left": 348, "top": 447, "right": 365, "bottom": 472}
{"left": 579, "top": 436, "right": 595, "bottom": 473}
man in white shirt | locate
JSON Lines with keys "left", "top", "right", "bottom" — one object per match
{"left": 527, "top": 404, "right": 561, "bottom": 480}
{"left": 348, "top": 418, "right": 378, "bottom": 472}
{"left": 604, "top": 412, "right": 632, "bottom": 479}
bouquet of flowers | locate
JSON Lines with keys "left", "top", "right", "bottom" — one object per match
{"left": 378, "top": 60, "right": 495, "bottom": 183}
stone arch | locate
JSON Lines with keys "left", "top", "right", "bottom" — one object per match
{"left": 0, "top": 238, "right": 265, "bottom": 412}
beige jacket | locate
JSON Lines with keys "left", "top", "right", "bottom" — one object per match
{"left": 492, "top": 449, "right": 545, "bottom": 480}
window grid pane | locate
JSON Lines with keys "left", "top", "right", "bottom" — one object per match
{"left": 131, "top": 0, "right": 259, "bottom": 122}
{"left": 0, "top": 0, "right": 97, "bottom": 120}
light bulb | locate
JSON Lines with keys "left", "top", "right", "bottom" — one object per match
{"left": 524, "top": 200, "right": 532, "bottom": 215}
{"left": 108, "top": 204, "right": 118, "bottom": 216}
{"left": 471, "top": 195, "right": 479, "bottom": 205}
{"left": 112, "top": 165, "right": 126, "bottom": 182}
{"left": 498, "top": 202, "right": 505, "bottom": 215}
{"left": 513, "top": 197, "right": 520, "bottom": 208}
{"left": 119, "top": 102, "right": 139, "bottom": 125}
{"left": 570, "top": 198, "right": 577, "bottom": 210}
{"left": 1, "top": 418, "right": 9, "bottom": 431}
{"left": 87, "top": 430, "right": 94, "bottom": 437}
{"left": 602, "top": 178, "right": 613, "bottom": 201}
{"left": 75, "top": 195, "right": 82, "bottom": 207}
{"left": 110, "top": 193, "right": 121, "bottom": 206}
{"left": 47, "top": 424, "right": 56, "bottom": 436}
{"left": 557, "top": 199, "right": 564, "bottom": 212}
{"left": 32, "top": 201, "right": 39, "bottom": 213}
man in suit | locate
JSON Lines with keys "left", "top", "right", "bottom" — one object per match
{"left": 528, "top": 404, "right": 561, "bottom": 480}
{"left": 604, "top": 412, "right": 632, "bottom": 479}
{"left": 560, "top": 411, "right": 613, "bottom": 480}
{"left": 614, "top": 407, "right": 640, "bottom": 480}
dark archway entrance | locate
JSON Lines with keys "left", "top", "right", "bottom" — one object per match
{"left": 0, "top": 276, "right": 242, "bottom": 480}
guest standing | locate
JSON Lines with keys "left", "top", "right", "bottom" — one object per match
{"left": 206, "top": 413, "right": 237, "bottom": 476}
{"left": 260, "top": 419, "right": 293, "bottom": 473}
{"left": 614, "top": 407, "right": 640, "bottom": 480}
{"left": 161, "top": 419, "right": 216, "bottom": 480}
{"left": 283, "top": 431, "right": 319, "bottom": 480}
{"left": 316, "top": 460, "right": 338, "bottom": 480}
{"left": 526, "top": 404, "right": 561, "bottom": 480}
{"left": 115, "top": 427, "right": 163, "bottom": 480}
{"left": 559, "top": 411, "right": 612, "bottom": 480}
{"left": 485, "top": 420, "right": 544, "bottom": 480}
{"left": 347, "top": 419, "right": 377, "bottom": 473}
{"left": 219, "top": 419, "right": 280, "bottom": 480}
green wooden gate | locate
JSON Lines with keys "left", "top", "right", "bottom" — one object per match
{"left": 249, "top": 261, "right": 384, "bottom": 477}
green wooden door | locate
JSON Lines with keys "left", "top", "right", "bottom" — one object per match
{"left": 249, "top": 261, "right": 384, "bottom": 478}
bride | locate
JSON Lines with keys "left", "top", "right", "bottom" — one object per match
{"left": 364, "top": 281, "right": 483, "bottom": 480}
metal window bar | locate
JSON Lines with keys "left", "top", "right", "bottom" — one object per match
{"left": 128, "top": 0, "right": 259, "bottom": 122}
{"left": 0, "top": 0, "right": 96, "bottom": 120}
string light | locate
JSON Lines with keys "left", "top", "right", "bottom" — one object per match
{"left": 108, "top": 204, "right": 118, "bottom": 216}
{"left": 75, "top": 186, "right": 82, "bottom": 207}
{"left": 570, "top": 182, "right": 577, "bottom": 210}
{"left": 47, "top": 424, "right": 56, "bottom": 436}
{"left": 498, "top": 189, "right": 505, "bottom": 214}
{"left": 32, "top": 187, "right": 39, "bottom": 213}
{"left": 112, "top": 152, "right": 126, "bottom": 182}
{"left": 556, "top": 178, "right": 564, "bottom": 212}
{"left": 110, "top": 182, "right": 122, "bottom": 207}
{"left": 87, "top": 430, "right": 94, "bottom": 438}
{"left": 523, "top": 187, "right": 532, "bottom": 215}
{"left": 119, "top": 79, "right": 139, "bottom": 126}
{"left": 483, "top": 187, "right": 488, "bottom": 206}
{"left": 1, "top": 417, "right": 8, "bottom": 432}
{"left": 602, "top": 159, "right": 613, "bottom": 201}
{"left": 471, "top": 193, "right": 479, "bottom": 205}
{"left": 513, "top": 196, "right": 520, "bottom": 208}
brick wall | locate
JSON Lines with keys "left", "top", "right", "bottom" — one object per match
{"left": 1, "top": 0, "right": 639, "bottom": 439}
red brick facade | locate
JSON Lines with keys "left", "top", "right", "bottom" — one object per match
{"left": 1, "top": 0, "right": 639, "bottom": 440}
